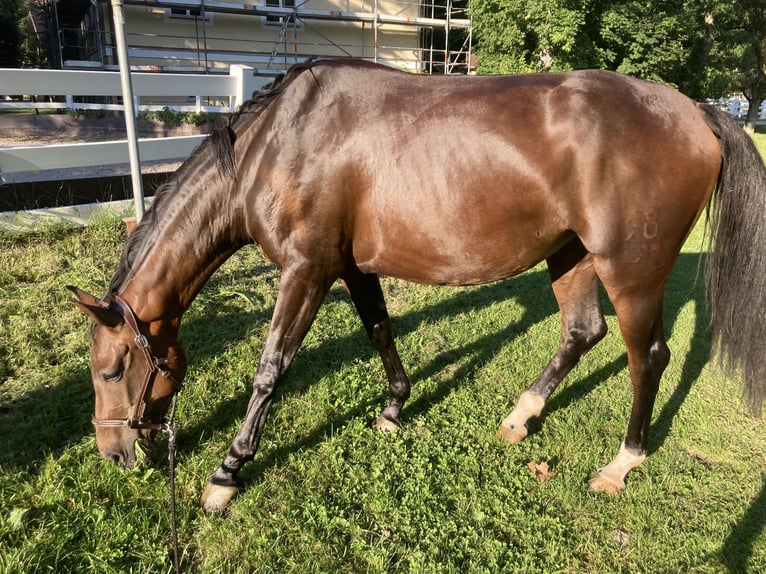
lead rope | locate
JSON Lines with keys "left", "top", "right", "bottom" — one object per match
{"left": 165, "top": 394, "right": 181, "bottom": 574}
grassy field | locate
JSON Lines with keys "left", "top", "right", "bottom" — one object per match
{"left": 753, "top": 132, "right": 766, "bottom": 158}
{"left": 2, "top": 149, "right": 766, "bottom": 572}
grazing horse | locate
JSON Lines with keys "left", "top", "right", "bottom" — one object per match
{"left": 69, "top": 59, "right": 766, "bottom": 512}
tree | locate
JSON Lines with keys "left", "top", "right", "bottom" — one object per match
{"left": 597, "top": 2, "right": 702, "bottom": 87}
{"left": 471, "top": 0, "right": 602, "bottom": 74}
{"left": 472, "top": 0, "right": 766, "bottom": 127}
{"left": 705, "top": 0, "right": 766, "bottom": 133}
{"left": 0, "top": 0, "right": 24, "bottom": 68}
{"left": 471, "top": 1, "right": 712, "bottom": 97}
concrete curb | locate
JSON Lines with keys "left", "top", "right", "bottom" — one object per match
{"left": 0, "top": 198, "right": 154, "bottom": 234}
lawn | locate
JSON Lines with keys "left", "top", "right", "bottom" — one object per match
{"left": 752, "top": 131, "right": 766, "bottom": 158}
{"left": 1, "top": 151, "right": 766, "bottom": 571}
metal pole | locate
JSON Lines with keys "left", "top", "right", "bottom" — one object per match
{"left": 444, "top": 1, "right": 450, "bottom": 74}
{"left": 110, "top": 0, "right": 144, "bottom": 221}
{"left": 373, "top": 0, "right": 378, "bottom": 63}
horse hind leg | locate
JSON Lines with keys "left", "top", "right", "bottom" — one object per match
{"left": 498, "top": 239, "right": 607, "bottom": 443}
{"left": 340, "top": 265, "right": 411, "bottom": 433}
{"left": 588, "top": 266, "right": 670, "bottom": 493}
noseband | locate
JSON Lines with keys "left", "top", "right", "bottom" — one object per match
{"left": 91, "top": 295, "right": 180, "bottom": 431}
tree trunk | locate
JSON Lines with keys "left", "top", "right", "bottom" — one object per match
{"left": 743, "top": 94, "right": 762, "bottom": 134}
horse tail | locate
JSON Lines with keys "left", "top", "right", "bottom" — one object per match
{"left": 700, "top": 103, "right": 766, "bottom": 416}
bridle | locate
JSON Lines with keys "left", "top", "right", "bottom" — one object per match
{"left": 91, "top": 295, "right": 181, "bottom": 431}
{"left": 90, "top": 294, "right": 183, "bottom": 573}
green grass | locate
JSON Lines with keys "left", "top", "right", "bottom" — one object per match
{"left": 752, "top": 132, "right": 766, "bottom": 158}
{"left": 2, "top": 213, "right": 766, "bottom": 571}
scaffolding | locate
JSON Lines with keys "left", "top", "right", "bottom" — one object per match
{"left": 46, "top": 0, "right": 472, "bottom": 76}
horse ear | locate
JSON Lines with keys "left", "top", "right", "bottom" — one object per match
{"left": 67, "top": 285, "right": 123, "bottom": 328}
{"left": 67, "top": 285, "right": 101, "bottom": 306}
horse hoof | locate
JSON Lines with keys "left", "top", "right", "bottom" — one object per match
{"left": 372, "top": 415, "right": 400, "bottom": 434}
{"left": 497, "top": 422, "right": 527, "bottom": 444}
{"left": 588, "top": 472, "right": 625, "bottom": 494}
{"left": 201, "top": 482, "right": 239, "bottom": 513}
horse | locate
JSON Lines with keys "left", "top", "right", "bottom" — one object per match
{"left": 69, "top": 58, "right": 766, "bottom": 513}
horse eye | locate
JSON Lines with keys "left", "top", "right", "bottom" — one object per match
{"left": 101, "top": 370, "right": 123, "bottom": 383}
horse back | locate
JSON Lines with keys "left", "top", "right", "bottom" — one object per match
{"left": 240, "top": 61, "right": 721, "bottom": 286}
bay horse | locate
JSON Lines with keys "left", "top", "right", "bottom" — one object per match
{"left": 69, "top": 59, "right": 766, "bottom": 513}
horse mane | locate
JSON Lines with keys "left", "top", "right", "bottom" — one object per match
{"left": 229, "top": 59, "right": 320, "bottom": 128}
{"left": 107, "top": 60, "right": 320, "bottom": 296}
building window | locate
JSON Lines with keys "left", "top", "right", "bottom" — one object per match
{"left": 264, "top": 0, "right": 299, "bottom": 27}
{"left": 165, "top": 8, "right": 213, "bottom": 23}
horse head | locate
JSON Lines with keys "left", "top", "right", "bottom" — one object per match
{"left": 68, "top": 286, "right": 187, "bottom": 468}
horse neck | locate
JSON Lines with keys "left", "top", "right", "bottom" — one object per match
{"left": 119, "top": 150, "right": 249, "bottom": 325}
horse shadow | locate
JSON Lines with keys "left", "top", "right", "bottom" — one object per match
{"left": 175, "top": 270, "right": 558, "bottom": 460}
{"left": 175, "top": 252, "right": 713, "bottom": 479}
{"left": 0, "top": 264, "right": 279, "bottom": 472}
{"left": 0, "top": 365, "right": 94, "bottom": 468}
{"left": 8, "top": 250, "right": 760, "bottom": 571}
{"left": 1, "top": 252, "right": 708, "bottom": 471}
{"left": 651, "top": 252, "right": 713, "bottom": 453}
{"left": 719, "top": 474, "right": 766, "bottom": 572}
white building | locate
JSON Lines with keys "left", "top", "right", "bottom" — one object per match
{"left": 44, "top": 0, "right": 472, "bottom": 76}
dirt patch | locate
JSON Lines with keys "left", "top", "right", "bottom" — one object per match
{"left": 0, "top": 114, "right": 215, "bottom": 147}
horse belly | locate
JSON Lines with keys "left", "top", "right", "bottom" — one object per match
{"left": 353, "top": 215, "right": 570, "bottom": 286}
{"left": 344, "top": 110, "right": 576, "bottom": 285}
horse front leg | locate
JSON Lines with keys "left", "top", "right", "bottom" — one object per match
{"left": 201, "top": 267, "right": 331, "bottom": 512}
{"left": 340, "top": 265, "right": 410, "bottom": 433}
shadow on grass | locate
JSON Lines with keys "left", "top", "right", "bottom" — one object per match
{"left": 188, "top": 269, "right": 563, "bottom": 489}
{"left": 177, "top": 253, "right": 716, "bottom": 493}
{"left": 4, "top": 253, "right": 709, "bottom": 474}
{"left": 0, "top": 278, "right": 277, "bottom": 471}
{"left": 0, "top": 365, "right": 94, "bottom": 468}
{"left": 720, "top": 474, "right": 766, "bottom": 573}
{"left": 176, "top": 269, "right": 559, "bottom": 461}
{"left": 650, "top": 251, "right": 713, "bottom": 455}
{"left": 11, "top": 250, "right": 762, "bottom": 568}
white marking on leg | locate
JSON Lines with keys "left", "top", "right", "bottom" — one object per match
{"left": 497, "top": 391, "right": 545, "bottom": 443}
{"left": 372, "top": 415, "right": 400, "bottom": 434}
{"left": 201, "top": 482, "right": 239, "bottom": 513}
{"left": 589, "top": 442, "right": 646, "bottom": 493}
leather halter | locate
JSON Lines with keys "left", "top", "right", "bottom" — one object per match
{"left": 91, "top": 295, "right": 180, "bottom": 431}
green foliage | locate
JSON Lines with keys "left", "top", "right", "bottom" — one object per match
{"left": 471, "top": 0, "right": 599, "bottom": 74}
{"left": 471, "top": 0, "right": 765, "bottom": 101}
{"left": 702, "top": 0, "right": 766, "bottom": 130}
{"left": 140, "top": 107, "right": 219, "bottom": 127}
{"left": 0, "top": 0, "right": 24, "bottom": 68}
{"left": 67, "top": 108, "right": 113, "bottom": 119}
{"left": 472, "top": 0, "right": 708, "bottom": 85}
{"left": 598, "top": 2, "right": 694, "bottom": 84}
{"left": 2, "top": 205, "right": 766, "bottom": 571}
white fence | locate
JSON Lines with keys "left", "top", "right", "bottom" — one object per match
{"left": 0, "top": 65, "right": 269, "bottom": 184}
{"left": 1, "top": 65, "right": 763, "bottom": 209}
{"left": 0, "top": 65, "right": 269, "bottom": 114}
{"left": 708, "top": 96, "right": 766, "bottom": 123}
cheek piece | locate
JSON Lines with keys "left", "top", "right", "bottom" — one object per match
{"left": 91, "top": 295, "right": 181, "bottom": 431}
